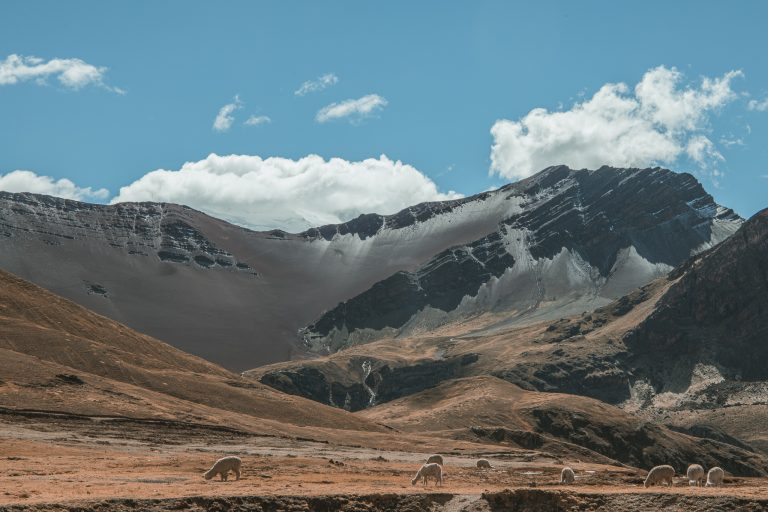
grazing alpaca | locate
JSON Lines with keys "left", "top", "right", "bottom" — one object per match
{"left": 706, "top": 467, "right": 724, "bottom": 487}
{"left": 686, "top": 464, "right": 705, "bottom": 487}
{"left": 644, "top": 465, "right": 674, "bottom": 488}
{"left": 203, "top": 456, "right": 242, "bottom": 481}
{"left": 560, "top": 467, "right": 575, "bottom": 484}
{"left": 411, "top": 463, "right": 443, "bottom": 486}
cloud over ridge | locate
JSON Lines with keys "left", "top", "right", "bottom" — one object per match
{"left": 490, "top": 66, "right": 742, "bottom": 180}
{"left": 0, "top": 170, "right": 109, "bottom": 201}
{"left": 111, "top": 153, "right": 461, "bottom": 232}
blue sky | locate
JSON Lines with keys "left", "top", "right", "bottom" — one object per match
{"left": 1, "top": 1, "right": 766, "bottom": 231}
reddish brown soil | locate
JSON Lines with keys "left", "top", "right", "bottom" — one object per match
{"left": 1, "top": 413, "right": 768, "bottom": 511}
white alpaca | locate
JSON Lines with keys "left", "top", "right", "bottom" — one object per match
{"left": 476, "top": 459, "right": 493, "bottom": 469}
{"left": 705, "top": 467, "right": 724, "bottom": 487}
{"left": 411, "top": 463, "right": 443, "bottom": 486}
{"left": 426, "top": 454, "right": 444, "bottom": 465}
{"left": 560, "top": 467, "right": 575, "bottom": 484}
{"left": 644, "top": 465, "right": 674, "bottom": 487}
{"left": 203, "top": 456, "right": 242, "bottom": 481}
{"left": 686, "top": 464, "right": 705, "bottom": 487}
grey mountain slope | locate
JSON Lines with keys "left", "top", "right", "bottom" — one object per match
{"left": 0, "top": 166, "right": 740, "bottom": 369}
{"left": 0, "top": 185, "right": 519, "bottom": 370}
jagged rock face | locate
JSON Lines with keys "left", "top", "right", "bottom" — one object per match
{"left": 625, "top": 208, "right": 768, "bottom": 393}
{"left": 305, "top": 231, "right": 514, "bottom": 349}
{"left": 0, "top": 193, "right": 246, "bottom": 269}
{"left": 304, "top": 166, "right": 741, "bottom": 352}
{"left": 506, "top": 166, "right": 730, "bottom": 273}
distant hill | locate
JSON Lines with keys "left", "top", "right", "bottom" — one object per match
{"left": 0, "top": 268, "right": 383, "bottom": 436}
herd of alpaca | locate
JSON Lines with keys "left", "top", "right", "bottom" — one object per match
{"left": 201, "top": 454, "right": 729, "bottom": 490}
{"left": 643, "top": 464, "right": 725, "bottom": 488}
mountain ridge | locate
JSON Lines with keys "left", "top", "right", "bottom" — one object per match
{"left": 0, "top": 165, "right": 741, "bottom": 369}
{"left": 302, "top": 165, "right": 740, "bottom": 352}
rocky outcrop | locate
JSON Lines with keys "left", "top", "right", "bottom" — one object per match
{"left": 259, "top": 354, "right": 478, "bottom": 412}
{"left": 0, "top": 193, "right": 251, "bottom": 272}
{"left": 303, "top": 231, "right": 514, "bottom": 352}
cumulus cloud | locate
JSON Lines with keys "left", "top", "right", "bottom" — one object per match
{"left": 316, "top": 94, "right": 387, "bottom": 123}
{"left": 0, "top": 170, "right": 109, "bottom": 201}
{"left": 244, "top": 115, "right": 271, "bottom": 126}
{"left": 490, "top": 66, "right": 742, "bottom": 180}
{"left": 294, "top": 73, "right": 339, "bottom": 96}
{"left": 0, "top": 54, "right": 123, "bottom": 93}
{"left": 111, "top": 153, "right": 461, "bottom": 232}
{"left": 748, "top": 97, "right": 768, "bottom": 112}
{"left": 213, "top": 95, "right": 242, "bottom": 132}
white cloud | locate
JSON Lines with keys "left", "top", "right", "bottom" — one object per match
{"left": 748, "top": 97, "right": 768, "bottom": 112}
{"left": 719, "top": 136, "right": 745, "bottom": 147}
{"left": 111, "top": 153, "right": 461, "bottom": 232}
{"left": 0, "top": 170, "right": 109, "bottom": 201}
{"left": 294, "top": 73, "right": 338, "bottom": 96}
{"left": 686, "top": 135, "right": 723, "bottom": 166}
{"left": 316, "top": 94, "right": 387, "bottom": 123}
{"left": 0, "top": 54, "right": 123, "bottom": 93}
{"left": 213, "top": 95, "right": 242, "bottom": 132}
{"left": 490, "top": 66, "right": 742, "bottom": 181}
{"left": 244, "top": 115, "right": 271, "bottom": 126}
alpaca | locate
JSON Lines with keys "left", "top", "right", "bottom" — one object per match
{"left": 203, "top": 456, "right": 241, "bottom": 481}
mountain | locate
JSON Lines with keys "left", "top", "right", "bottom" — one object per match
{"left": 255, "top": 208, "right": 768, "bottom": 458}
{"left": 301, "top": 165, "right": 741, "bottom": 352}
{"left": 0, "top": 166, "right": 740, "bottom": 370}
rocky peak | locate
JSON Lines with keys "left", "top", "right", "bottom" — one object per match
{"left": 0, "top": 192, "right": 252, "bottom": 272}
{"left": 302, "top": 166, "right": 742, "bottom": 353}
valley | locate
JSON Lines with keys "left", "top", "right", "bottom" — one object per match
{"left": 1, "top": 167, "right": 766, "bottom": 511}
